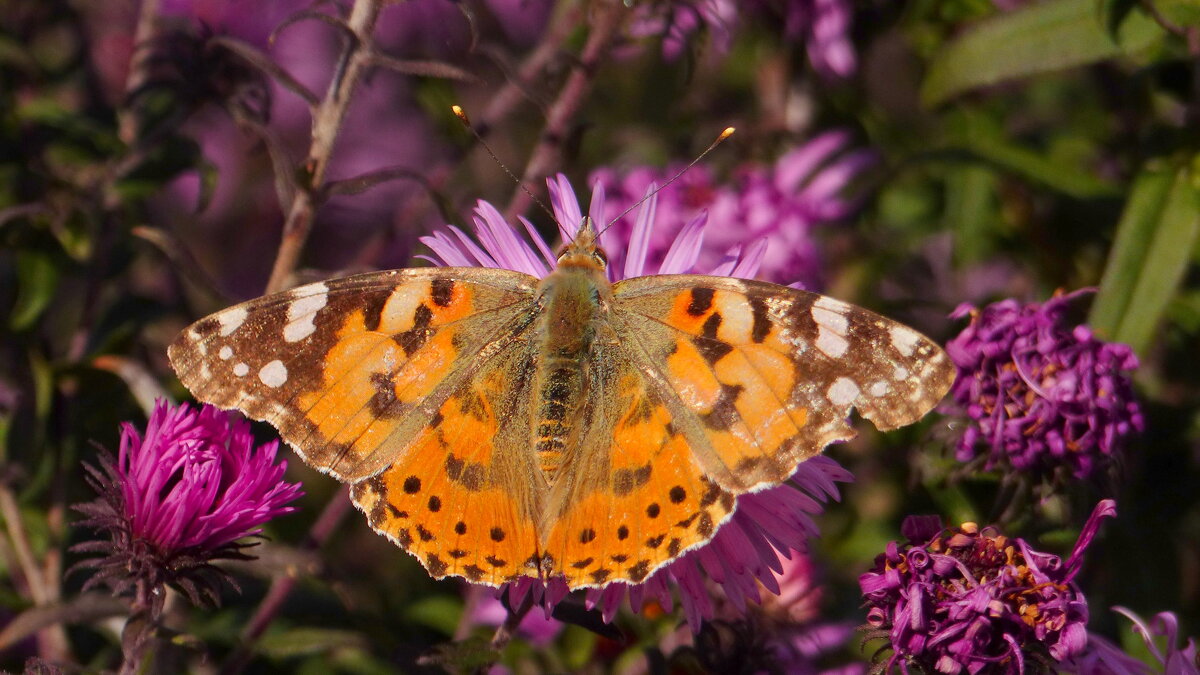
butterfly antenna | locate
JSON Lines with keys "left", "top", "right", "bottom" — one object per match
{"left": 595, "top": 126, "right": 735, "bottom": 239}
{"left": 452, "top": 105, "right": 570, "bottom": 242}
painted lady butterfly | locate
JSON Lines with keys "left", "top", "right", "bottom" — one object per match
{"left": 169, "top": 219, "right": 954, "bottom": 589}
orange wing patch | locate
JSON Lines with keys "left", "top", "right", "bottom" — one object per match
{"left": 540, "top": 349, "right": 736, "bottom": 588}
{"left": 349, "top": 348, "right": 545, "bottom": 586}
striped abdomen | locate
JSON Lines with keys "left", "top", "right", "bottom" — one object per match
{"left": 535, "top": 357, "right": 582, "bottom": 482}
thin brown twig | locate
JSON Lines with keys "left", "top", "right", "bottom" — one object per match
{"left": 502, "top": 2, "right": 626, "bottom": 223}
{"left": 477, "top": 2, "right": 580, "bottom": 138}
{"left": 118, "top": 0, "right": 162, "bottom": 144}
{"left": 264, "top": 0, "right": 385, "bottom": 295}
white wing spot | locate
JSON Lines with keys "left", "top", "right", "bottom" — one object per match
{"left": 233, "top": 362, "right": 250, "bottom": 377}
{"left": 811, "top": 304, "right": 849, "bottom": 335}
{"left": 816, "top": 327, "right": 849, "bottom": 358}
{"left": 284, "top": 284, "right": 328, "bottom": 343}
{"left": 259, "top": 360, "right": 288, "bottom": 388}
{"left": 870, "top": 380, "right": 890, "bottom": 397}
{"left": 827, "top": 377, "right": 860, "bottom": 406}
{"left": 890, "top": 325, "right": 921, "bottom": 357}
{"left": 894, "top": 366, "right": 910, "bottom": 380}
{"left": 218, "top": 346, "right": 233, "bottom": 360}
{"left": 218, "top": 307, "right": 248, "bottom": 336}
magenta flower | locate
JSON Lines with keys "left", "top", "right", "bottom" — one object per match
{"left": 1066, "top": 608, "right": 1200, "bottom": 675}
{"left": 946, "top": 290, "right": 1144, "bottom": 481}
{"left": 628, "top": 0, "right": 857, "bottom": 78}
{"left": 860, "top": 500, "right": 1117, "bottom": 674}
{"left": 73, "top": 399, "right": 302, "bottom": 605}
{"left": 423, "top": 174, "right": 854, "bottom": 632}
{"left": 588, "top": 131, "right": 875, "bottom": 289}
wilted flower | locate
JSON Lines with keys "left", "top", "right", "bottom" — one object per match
{"left": 73, "top": 399, "right": 303, "bottom": 606}
{"left": 423, "top": 174, "right": 855, "bottom": 631}
{"left": 946, "top": 290, "right": 1144, "bottom": 481}
{"left": 859, "top": 500, "right": 1117, "bottom": 674}
{"left": 588, "top": 131, "right": 874, "bottom": 289}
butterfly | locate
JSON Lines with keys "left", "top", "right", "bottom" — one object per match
{"left": 168, "top": 218, "right": 955, "bottom": 590}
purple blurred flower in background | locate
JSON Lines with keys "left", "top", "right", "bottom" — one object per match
{"left": 629, "top": 0, "right": 857, "bottom": 78}
{"left": 945, "top": 290, "right": 1144, "bottom": 481}
{"left": 860, "top": 500, "right": 1117, "bottom": 674}
{"left": 73, "top": 400, "right": 302, "bottom": 605}
{"left": 589, "top": 131, "right": 874, "bottom": 289}
{"left": 424, "top": 174, "right": 855, "bottom": 631}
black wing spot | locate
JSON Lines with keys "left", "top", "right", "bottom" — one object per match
{"left": 645, "top": 534, "right": 665, "bottom": 549}
{"left": 669, "top": 486, "right": 686, "bottom": 503}
{"left": 590, "top": 568, "right": 611, "bottom": 584}
{"left": 490, "top": 527, "right": 506, "bottom": 542}
{"left": 647, "top": 503, "right": 660, "bottom": 518}
{"left": 579, "top": 528, "right": 597, "bottom": 544}
{"left": 427, "top": 496, "right": 441, "bottom": 512}
{"left": 687, "top": 287, "right": 715, "bottom": 316}
{"left": 571, "top": 558, "right": 595, "bottom": 569}
{"left": 455, "top": 521, "right": 467, "bottom": 535}
{"left": 617, "top": 525, "right": 629, "bottom": 540}
{"left": 431, "top": 278, "right": 456, "bottom": 307}
{"left": 667, "top": 538, "right": 682, "bottom": 557}
{"left": 416, "top": 525, "right": 435, "bottom": 542}
{"left": 486, "top": 556, "right": 507, "bottom": 568}
{"left": 750, "top": 295, "right": 772, "bottom": 343}
{"left": 628, "top": 560, "right": 651, "bottom": 582}
{"left": 403, "top": 476, "right": 422, "bottom": 494}
{"left": 464, "top": 564, "right": 485, "bottom": 581}
{"left": 449, "top": 549, "right": 468, "bottom": 559}
{"left": 701, "top": 383, "right": 744, "bottom": 431}
{"left": 426, "top": 553, "right": 448, "bottom": 576}
{"left": 612, "top": 463, "right": 652, "bottom": 496}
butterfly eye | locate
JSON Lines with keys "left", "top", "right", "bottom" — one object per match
{"left": 592, "top": 248, "right": 608, "bottom": 268}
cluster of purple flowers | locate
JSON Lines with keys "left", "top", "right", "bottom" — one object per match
{"left": 946, "top": 290, "right": 1144, "bottom": 481}
{"left": 860, "top": 501, "right": 1116, "bottom": 673}
{"left": 588, "top": 131, "right": 874, "bottom": 289}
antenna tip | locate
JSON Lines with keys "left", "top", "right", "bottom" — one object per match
{"left": 719, "top": 126, "right": 735, "bottom": 140}
{"left": 451, "top": 105, "right": 470, "bottom": 125}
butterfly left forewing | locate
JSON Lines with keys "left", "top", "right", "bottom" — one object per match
{"left": 168, "top": 268, "right": 538, "bottom": 481}
{"left": 610, "top": 274, "right": 955, "bottom": 493}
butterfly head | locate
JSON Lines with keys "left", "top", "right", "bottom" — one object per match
{"left": 555, "top": 217, "right": 608, "bottom": 272}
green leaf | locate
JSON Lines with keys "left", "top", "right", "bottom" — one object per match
{"left": 1090, "top": 161, "right": 1200, "bottom": 355}
{"left": 402, "top": 595, "right": 462, "bottom": 636}
{"left": 945, "top": 111, "right": 1118, "bottom": 198}
{"left": 922, "top": 0, "right": 1164, "bottom": 106}
{"left": 9, "top": 251, "right": 59, "bottom": 331}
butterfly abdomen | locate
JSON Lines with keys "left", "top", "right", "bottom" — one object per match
{"left": 533, "top": 262, "right": 611, "bottom": 484}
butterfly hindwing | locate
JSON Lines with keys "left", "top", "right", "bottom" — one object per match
{"left": 168, "top": 268, "right": 538, "bottom": 481}
{"left": 349, "top": 333, "right": 547, "bottom": 586}
{"left": 611, "top": 274, "right": 956, "bottom": 493}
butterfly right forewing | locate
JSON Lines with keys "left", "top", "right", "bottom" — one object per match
{"left": 610, "top": 274, "right": 956, "bottom": 493}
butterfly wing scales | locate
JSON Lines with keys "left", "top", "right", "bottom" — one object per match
{"left": 610, "top": 274, "right": 956, "bottom": 493}
{"left": 168, "top": 268, "right": 539, "bottom": 482}
{"left": 540, "top": 328, "right": 737, "bottom": 587}
{"left": 348, "top": 336, "right": 546, "bottom": 586}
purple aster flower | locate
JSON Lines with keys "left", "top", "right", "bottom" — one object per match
{"left": 1066, "top": 608, "right": 1200, "bottom": 675}
{"left": 422, "top": 174, "right": 855, "bottom": 632}
{"left": 588, "top": 131, "right": 875, "bottom": 289}
{"left": 73, "top": 399, "right": 303, "bottom": 605}
{"left": 627, "top": 0, "right": 856, "bottom": 78}
{"left": 945, "top": 290, "right": 1144, "bottom": 482}
{"left": 859, "top": 500, "right": 1117, "bottom": 674}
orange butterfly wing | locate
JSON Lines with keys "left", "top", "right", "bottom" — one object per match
{"left": 610, "top": 275, "right": 956, "bottom": 492}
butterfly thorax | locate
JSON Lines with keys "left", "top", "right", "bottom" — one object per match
{"left": 532, "top": 227, "right": 613, "bottom": 484}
